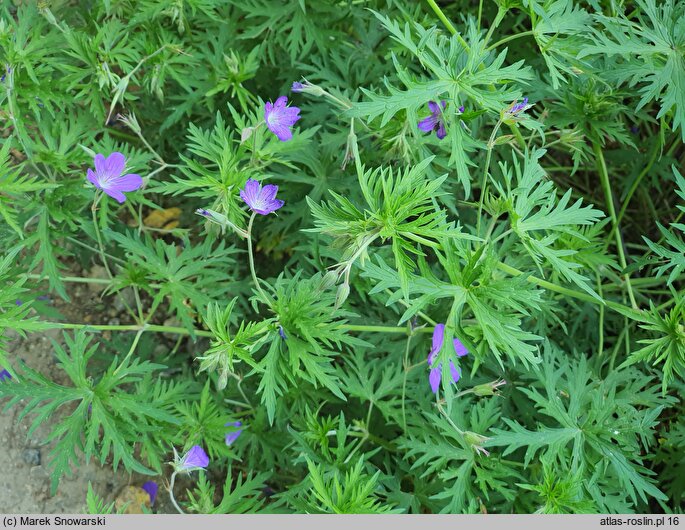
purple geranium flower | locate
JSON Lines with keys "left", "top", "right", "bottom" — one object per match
{"left": 225, "top": 421, "right": 243, "bottom": 446}
{"left": 178, "top": 445, "right": 209, "bottom": 471}
{"left": 264, "top": 96, "right": 301, "bottom": 141}
{"left": 0, "top": 368, "right": 12, "bottom": 382}
{"left": 291, "top": 82, "right": 305, "bottom": 92}
{"left": 86, "top": 152, "right": 142, "bottom": 204}
{"left": 141, "top": 481, "right": 158, "bottom": 506}
{"left": 427, "top": 323, "right": 469, "bottom": 394}
{"left": 240, "top": 179, "right": 284, "bottom": 215}
{"left": 418, "top": 100, "right": 447, "bottom": 139}
{"left": 508, "top": 97, "right": 529, "bottom": 115}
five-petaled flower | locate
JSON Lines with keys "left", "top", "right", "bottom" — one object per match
{"left": 264, "top": 96, "right": 301, "bottom": 141}
{"left": 225, "top": 421, "right": 243, "bottom": 446}
{"left": 177, "top": 445, "right": 209, "bottom": 471}
{"left": 141, "top": 481, "right": 158, "bottom": 506}
{"left": 0, "top": 368, "right": 11, "bottom": 382}
{"left": 86, "top": 152, "right": 142, "bottom": 204}
{"left": 427, "top": 323, "right": 469, "bottom": 394}
{"left": 240, "top": 179, "right": 284, "bottom": 215}
{"left": 418, "top": 100, "right": 448, "bottom": 139}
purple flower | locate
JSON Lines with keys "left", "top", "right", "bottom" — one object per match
{"left": 291, "top": 82, "right": 305, "bottom": 92}
{"left": 178, "top": 445, "right": 209, "bottom": 471}
{"left": 141, "top": 481, "right": 158, "bottom": 506}
{"left": 458, "top": 105, "right": 465, "bottom": 113}
{"left": 225, "top": 421, "right": 243, "bottom": 446}
{"left": 239, "top": 179, "right": 284, "bottom": 215}
{"left": 278, "top": 326, "right": 287, "bottom": 340}
{"left": 418, "top": 101, "right": 447, "bottom": 139}
{"left": 508, "top": 97, "right": 529, "bottom": 115}
{"left": 86, "top": 152, "right": 142, "bottom": 204}
{"left": 15, "top": 300, "right": 22, "bottom": 306}
{"left": 427, "top": 323, "right": 469, "bottom": 394}
{"left": 0, "top": 368, "right": 12, "bottom": 382}
{"left": 264, "top": 96, "right": 301, "bottom": 141}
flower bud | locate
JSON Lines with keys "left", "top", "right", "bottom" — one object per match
{"left": 473, "top": 378, "right": 506, "bottom": 397}
{"left": 464, "top": 431, "right": 490, "bottom": 457}
{"left": 335, "top": 282, "right": 350, "bottom": 309}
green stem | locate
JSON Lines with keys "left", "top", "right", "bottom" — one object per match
{"left": 26, "top": 274, "right": 110, "bottom": 285}
{"left": 425, "top": 0, "right": 469, "bottom": 50}
{"left": 496, "top": 261, "right": 642, "bottom": 320}
{"left": 91, "top": 197, "right": 113, "bottom": 279}
{"left": 477, "top": 120, "right": 503, "bottom": 234}
{"left": 486, "top": 30, "right": 536, "bottom": 51}
{"left": 592, "top": 141, "right": 638, "bottom": 309}
{"left": 613, "top": 138, "right": 659, "bottom": 233}
{"left": 39, "top": 321, "right": 433, "bottom": 338}
{"left": 246, "top": 212, "right": 273, "bottom": 307}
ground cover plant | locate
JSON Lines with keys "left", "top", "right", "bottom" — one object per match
{"left": 1, "top": 0, "right": 684, "bottom": 515}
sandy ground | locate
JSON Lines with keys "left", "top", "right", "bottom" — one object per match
{"left": 0, "top": 278, "right": 179, "bottom": 513}
{"left": 1, "top": 326, "right": 131, "bottom": 513}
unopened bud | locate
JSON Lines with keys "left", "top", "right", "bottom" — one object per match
{"left": 473, "top": 378, "right": 506, "bottom": 397}
{"left": 464, "top": 431, "right": 490, "bottom": 457}
{"left": 335, "top": 282, "right": 350, "bottom": 309}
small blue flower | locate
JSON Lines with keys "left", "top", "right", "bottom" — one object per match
{"left": 0, "top": 368, "right": 12, "bottom": 382}
{"left": 225, "top": 421, "right": 243, "bottom": 446}
{"left": 141, "top": 481, "right": 158, "bottom": 506}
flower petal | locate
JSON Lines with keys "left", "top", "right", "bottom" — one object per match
{"left": 181, "top": 445, "right": 209, "bottom": 469}
{"left": 453, "top": 338, "right": 468, "bottom": 357}
{"left": 436, "top": 122, "right": 447, "bottom": 139}
{"left": 94, "top": 153, "right": 107, "bottom": 174}
{"left": 108, "top": 173, "right": 143, "bottom": 193}
{"left": 418, "top": 115, "right": 437, "bottom": 133}
{"left": 271, "top": 124, "right": 293, "bottom": 142}
{"left": 260, "top": 184, "right": 278, "bottom": 203}
{"left": 449, "top": 360, "right": 461, "bottom": 384}
{"left": 86, "top": 168, "right": 101, "bottom": 190}
{"left": 427, "top": 101, "right": 440, "bottom": 115}
{"left": 274, "top": 96, "right": 288, "bottom": 108}
{"left": 429, "top": 365, "right": 441, "bottom": 394}
{"left": 240, "top": 179, "right": 261, "bottom": 208}
{"left": 104, "top": 152, "right": 126, "bottom": 178}
{"left": 428, "top": 323, "right": 445, "bottom": 365}
{"left": 103, "top": 188, "right": 127, "bottom": 203}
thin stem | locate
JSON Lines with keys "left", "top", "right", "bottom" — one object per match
{"left": 477, "top": 120, "right": 503, "bottom": 234}
{"left": 40, "top": 321, "right": 433, "bottom": 338}
{"left": 592, "top": 141, "right": 638, "bottom": 309}
{"left": 486, "top": 30, "right": 536, "bottom": 51}
{"left": 26, "top": 274, "right": 110, "bottom": 285}
{"left": 246, "top": 212, "right": 273, "bottom": 307}
{"left": 496, "top": 261, "right": 642, "bottom": 320}
{"left": 91, "top": 197, "right": 113, "bottom": 279}
{"left": 613, "top": 139, "right": 659, "bottom": 232}
{"left": 401, "top": 329, "right": 414, "bottom": 432}
{"left": 112, "top": 327, "right": 145, "bottom": 378}
{"left": 168, "top": 472, "right": 184, "bottom": 514}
